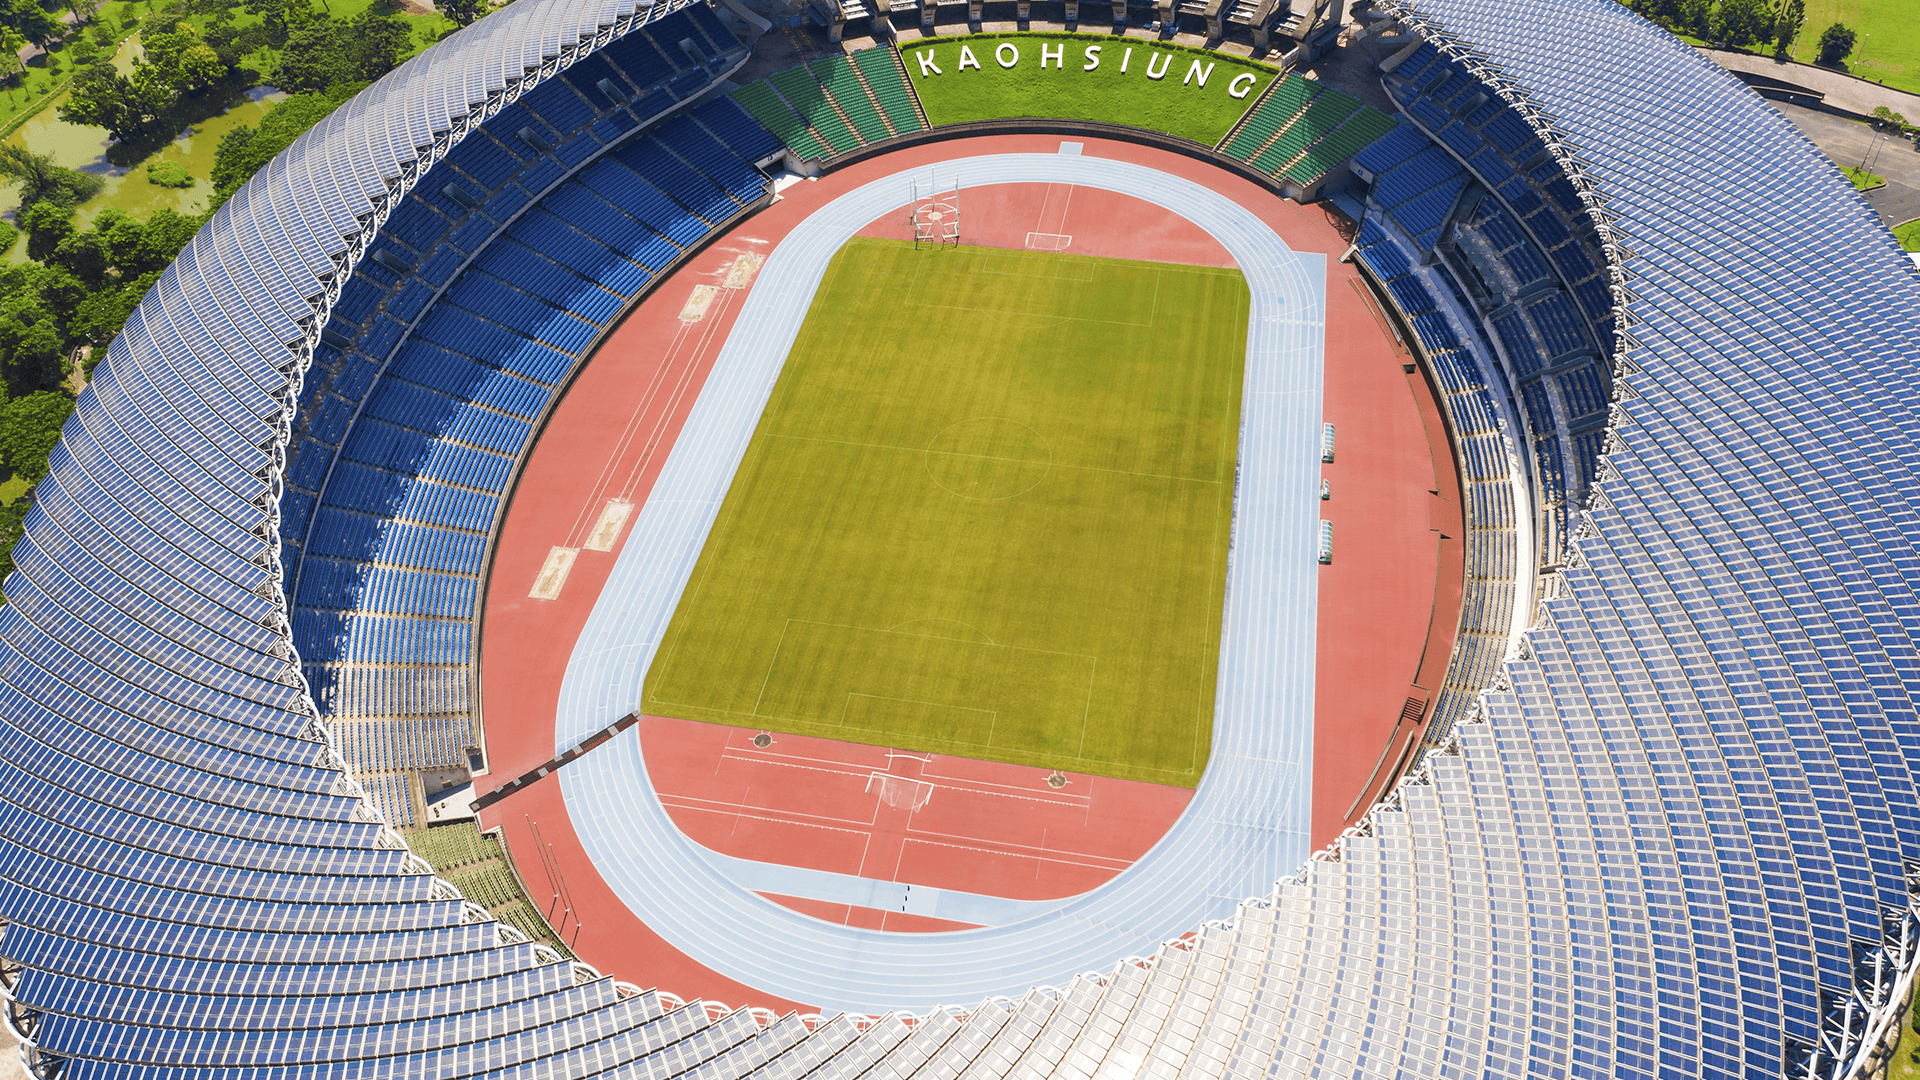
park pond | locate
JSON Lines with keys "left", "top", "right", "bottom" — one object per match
{"left": 3, "top": 37, "right": 284, "bottom": 261}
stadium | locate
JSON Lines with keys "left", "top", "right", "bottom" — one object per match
{"left": 0, "top": 0, "right": 1914, "bottom": 1073}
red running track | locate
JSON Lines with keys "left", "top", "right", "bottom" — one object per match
{"left": 476, "top": 134, "right": 1462, "bottom": 1010}
{"left": 643, "top": 715, "right": 1194, "bottom": 918}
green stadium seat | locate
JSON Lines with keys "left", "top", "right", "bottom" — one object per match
{"left": 1222, "top": 74, "right": 1321, "bottom": 159}
{"left": 853, "top": 47, "right": 927, "bottom": 135}
{"left": 1285, "top": 108, "right": 1398, "bottom": 184}
{"left": 1257, "top": 93, "right": 1358, "bottom": 175}
{"left": 811, "top": 55, "right": 891, "bottom": 143}
{"left": 771, "top": 66, "right": 862, "bottom": 154}
{"left": 732, "top": 81, "right": 832, "bottom": 161}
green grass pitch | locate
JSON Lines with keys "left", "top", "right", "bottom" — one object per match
{"left": 642, "top": 238, "right": 1249, "bottom": 786}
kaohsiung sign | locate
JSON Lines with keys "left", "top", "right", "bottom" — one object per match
{"left": 899, "top": 33, "right": 1279, "bottom": 146}
{"left": 912, "top": 37, "right": 1264, "bottom": 99}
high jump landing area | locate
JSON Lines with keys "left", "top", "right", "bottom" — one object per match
{"left": 476, "top": 134, "right": 1462, "bottom": 1012}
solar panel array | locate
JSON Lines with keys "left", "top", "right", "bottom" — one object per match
{"left": 0, "top": 0, "right": 1916, "bottom": 1075}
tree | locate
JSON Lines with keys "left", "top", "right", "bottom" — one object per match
{"left": 0, "top": 495, "right": 29, "bottom": 591}
{"left": 0, "top": 392, "right": 75, "bottom": 484}
{"left": 0, "top": 26, "right": 27, "bottom": 78}
{"left": 1677, "top": 0, "right": 1713, "bottom": 38}
{"left": 1816, "top": 21, "right": 1855, "bottom": 65}
{"left": 273, "top": 9, "right": 408, "bottom": 92}
{"left": 243, "top": 0, "right": 320, "bottom": 46}
{"left": 0, "top": 263, "right": 84, "bottom": 396}
{"left": 50, "top": 227, "right": 109, "bottom": 285}
{"left": 68, "top": 268, "right": 158, "bottom": 343}
{"left": 0, "top": 326, "right": 62, "bottom": 401}
{"left": 59, "top": 57, "right": 174, "bottom": 143}
{"left": 0, "top": 145, "right": 104, "bottom": 210}
{"left": 1713, "top": 0, "right": 1772, "bottom": 47}
{"left": 19, "top": 202, "right": 72, "bottom": 262}
{"left": 439, "top": 0, "right": 489, "bottom": 27}
{"left": 65, "top": 30, "right": 98, "bottom": 65}
{"left": 142, "top": 24, "right": 224, "bottom": 94}
{"left": 1, "top": 0, "right": 58, "bottom": 48}
{"left": 1871, "top": 105, "right": 1908, "bottom": 131}
{"left": 1773, "top": 0, "right": 1804, "bottom": 54}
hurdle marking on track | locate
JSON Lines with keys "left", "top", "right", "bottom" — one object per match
{"left": 530, "top": 547, "right": 578, "bottom": 600}
{"left": 584, "top": 500, "right": 633, "bottom": 552}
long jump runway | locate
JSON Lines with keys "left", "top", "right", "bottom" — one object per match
{"left": 553, "top": 150, "right": 1327, "bottom": 1012}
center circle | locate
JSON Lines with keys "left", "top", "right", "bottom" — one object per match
{"left": 924, "top": 417, "right": 1053, "bottom": 500}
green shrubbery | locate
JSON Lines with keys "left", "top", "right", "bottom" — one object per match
{"left": 145, "top": 160, "right": 195, "bottom": 187}
{"left": 900, "top": 33, "right": 1275, "bottom": 146}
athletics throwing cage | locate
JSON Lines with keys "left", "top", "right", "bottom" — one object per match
{"left": 911, "top": 174, "right": 961, "bottom": 247}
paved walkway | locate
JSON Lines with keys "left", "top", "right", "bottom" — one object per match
{"left": 1701, "top": 47, "right": 1920, "bottom": 119}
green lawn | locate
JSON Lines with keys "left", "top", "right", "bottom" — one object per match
{"left": 900, "top": 32, "right": 1275, "bottom": 146}
{"left": 1787, "top": 0, "right": 1920, "bottom": 96}
{"left": 1843, "top": 164, "right": 1885, "bottom": 189}
{"left": 1885, "top": 979, "right": 1920, "bottom": 1080}
{"left": 644, "top": 238, "right": 1250, "bottom": 786}
{"left": 1895, "top": 218, "right": 1920, "bottom": 251}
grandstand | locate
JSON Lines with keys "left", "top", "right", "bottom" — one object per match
{"left": 735, "top": 36, "right": 1393, "bottom": 198}
{"left": 285, "top": 2, "right": 776, "bottom": 827}
{"left": 0, "top": 0, "right": 1916, "bottom": 1075}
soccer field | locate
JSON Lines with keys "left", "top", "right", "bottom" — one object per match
{"left": 642, "top": 238, "right": 1249, "bottom": 786}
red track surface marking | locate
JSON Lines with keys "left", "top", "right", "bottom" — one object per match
{"left": 476, "top": 134, "right": 1461, "bottom": 1010}
{"left": 1313, "top": 262, "right": 1465, "bottom": 838}
{"left": 858, "top": 182, "right": 1235, "bottom": 266}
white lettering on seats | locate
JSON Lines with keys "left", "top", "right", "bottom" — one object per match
{"left": 958, "top": 44, "right": 981, "bottom": 70}
{"left": 1228, "top": 72, "right": 1258, "bottom": 98}
{"left": 996, "top": 42, "right": 1019, "bottom": 68}
{"left": 1183, "top": 59, "right": 1214, "bottom": 86}
{"left": 916, "top": 50, "right": 942, "bottom": 76}
{"left": 1041, "top": 42, "right": 1064, "bottom": 67}
{"left": 1083, "top": 44, "right": 1101, "bottom": 69}
{"left": 1121, "top": 47, "right": 1132, "bottom": 73}
{"left": 1145, "top": 52, "right": 1172, "bottom": 79}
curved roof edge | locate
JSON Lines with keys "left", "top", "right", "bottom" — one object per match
{"left": 1363, "top": 1, "right": 1920, "bottom": 1076}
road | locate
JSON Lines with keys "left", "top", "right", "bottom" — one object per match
{"left": 1768, "top": 98, "right": 1920, "bottom": 230}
